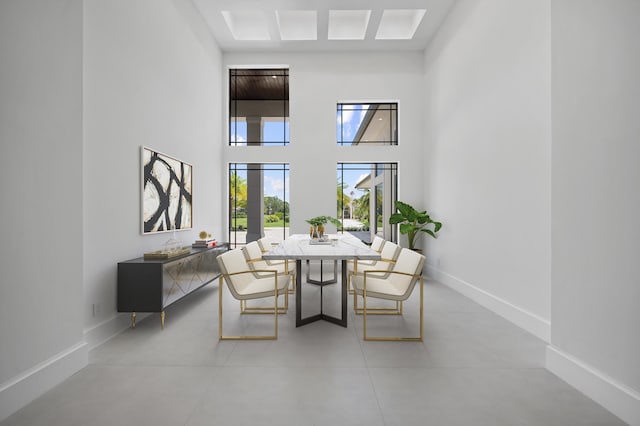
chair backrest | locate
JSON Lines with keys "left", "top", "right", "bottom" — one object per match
{"left": 257, "top": 236, "right": 275, "bottom": 252}
{"left": 390, "top": 248, "right": 425, "bottom": 299}
{"left": 370, "top": 236, "right": 385, "bottom": 253}
{"left": 217, "top": 248, "right": 254, "bottom": 298}
{"left": 243, "top": 241, "right": 264, "bottom": 262}
{"left": 379, "top": 241, "right": 400, "bottom": 262}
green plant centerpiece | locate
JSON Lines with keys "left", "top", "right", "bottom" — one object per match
{"left": 306, "top": 215, "right": 341, "bottom": 239}
{"left": 389, "top": 201, "right": 442, "bottom": 251}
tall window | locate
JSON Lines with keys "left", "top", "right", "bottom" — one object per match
{"left": 229, "top": 163, "right": 289, "bottom": 248}
{"left": 229, "top": 69, "right": 289, "bottom": 146}
{"left": 336, "top": 103, "right": 397, "bottom": 146}
{"left": 337, "top": 163, "right": 398, "bottom": 243}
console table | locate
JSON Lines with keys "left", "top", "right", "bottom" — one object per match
{"left": 117, "top": 244, "right": 228, "bottom": 328}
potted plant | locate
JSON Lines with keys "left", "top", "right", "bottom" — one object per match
{"left": 389, "top": 201, "right": 442, "bottom": 251}
{"left": 306, "top": 216, "right": 342, "bottom": 239}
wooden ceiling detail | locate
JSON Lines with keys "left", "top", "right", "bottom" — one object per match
{"left": 230, "top": 69, "right": 289, "bottom": 101}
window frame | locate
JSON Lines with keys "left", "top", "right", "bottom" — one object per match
{"left": 228, "top": 68, "right": 290, "bottom": 147}
{"left": 336, "top": 102, "right": 398, "bottom": 146}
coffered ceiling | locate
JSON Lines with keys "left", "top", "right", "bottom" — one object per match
{"left": 192, "top": 0, "right": 456, "bottom": 52}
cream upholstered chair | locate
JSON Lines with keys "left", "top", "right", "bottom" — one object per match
{"left": 257, "top": 236, "right": 279, "bottom": 253}
{"left": 350, "top": 240, "right": 400, "bottom": 276}
{"left": 242, "top": 241, "right": 293, "bottom": 309}
{"left": 346, "top": 236, "right": 385, "bottom": 272}
{"left": 370, "top": 235, "right": 386, "bottom": 253}
{"left": 346, "top": 235, "right": 386, "bottom": 295}
{"left": 257, "top": 237, "right": 294, "bottom": 294}
{"left": 348, "top": 240, "right": 401, "bottom": 300}
{"left": 351, "top": 248, "right": 426, "bottom": 341}
{"left": 243, "top": 241, "right": 290, "bottom": 276}
{"left": 216, "top": 248, "right": 290, "bottom": 340}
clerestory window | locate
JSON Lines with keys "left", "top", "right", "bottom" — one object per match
{"left": 336, "top": 103, "right": 397, "bottom": 146}
{"left": 229, "top": 69, "right": 289, "bottom": 146}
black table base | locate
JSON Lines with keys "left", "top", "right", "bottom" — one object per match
{"left": 305, "top": 259, "right": 337, "bottom": 285}
{"left": 296, "top": 259, "right": 348, "bottom": 328}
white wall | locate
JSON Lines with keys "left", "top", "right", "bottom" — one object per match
{"left": 82, "top": 0, "right": 223, "bottom": 345}
{"left": 0, "top": 0, "right": 85, "bottom": 421}
{"left": 423, "top": 0, "right": 552, "bottom": 340}
{"left": 222, "top": 52, "right": 426, "bottom": 238}
{"left": 548, "top": 1, "right": 640, "bottom": 424}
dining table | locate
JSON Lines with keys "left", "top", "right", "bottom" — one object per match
{"left": 262, "top": 233, "right": 381, "bottom": 327}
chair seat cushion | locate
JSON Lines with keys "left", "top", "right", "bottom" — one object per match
{"left": 236, "top": 274, "right": 291, "bottom": 300}
{"left": 351, "top": 274, "right": 407, "bottom": 301}
{"left": 346, "top": 259, "right": 376, "bottom": 273}
{"left": 251, "top": 261, "right": 288, "bottom": 275}
{"left": 352, "top": 261, "right": 393, "bottom": 275}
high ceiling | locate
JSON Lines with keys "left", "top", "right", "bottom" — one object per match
{"left": 192, "top": 0, "right": 456, "bottom": 52}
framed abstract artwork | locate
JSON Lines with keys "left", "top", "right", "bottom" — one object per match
{"left": 141, "top": 147, "right": 192, "bottom": 234}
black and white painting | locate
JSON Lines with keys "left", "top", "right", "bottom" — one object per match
{"left": 142, "top": 147, "right": 192, "bottom": 234}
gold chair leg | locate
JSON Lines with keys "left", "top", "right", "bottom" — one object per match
{"left": 287, "top": 276, "right": 295, "bottom": 294}
{"left": 219, "top": 275, "right": 278, "bottom": 340}
{"left": 240, "top": 282, "right": 289, "bottom": 314}
{"left": 348, "top": 262, "right": 356, "bottom": 294}
{"left": 363, "top": 276, "right": 423, "bottom": 342}
{"left": 354, "top": 294, "right": 402, "bottom": 315}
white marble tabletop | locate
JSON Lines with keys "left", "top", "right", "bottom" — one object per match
{"left": 262, "top": 233, "right": 381, "bottom": 261}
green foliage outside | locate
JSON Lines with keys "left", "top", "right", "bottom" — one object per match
{"left": 231, "top": 216, "right": 289, "bottom": 230}
{"left": 229, "top": 176, "right": 290, "bottom": 230}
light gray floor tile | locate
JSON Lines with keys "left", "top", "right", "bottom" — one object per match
{"left": 1, "top": 365, "right": 215, "bottom": 426}
{"left": 185, "top": 366, "right": 384, "bottom": 426}
{"left": 369, "top": 367, "right": 626, "bottom": 426}
{"left": 0, "top": 272, "right": 627, "bottom": 426}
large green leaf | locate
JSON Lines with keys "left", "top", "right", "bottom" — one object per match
{"left": 416, "top": 213, "right": 430, "bottom": 224}
{"left": 389, "top": 213, "right": 405, "bottom": 224}
{"left": 399, "top": 223, "right": 415, "bottom": 235}
{"left": 395, "top": 201, "right": 417, "bottom": 222}
{"left": 391, "top": 201, "right": 443, "bottom": 241}
{"left": 423, "top": 229, "right": 437, "bottom": 239}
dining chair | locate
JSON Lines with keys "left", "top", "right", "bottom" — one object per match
{"left": 257, "top": 237, "right": 294, "bottom": 295}
{"left": 257, "top": 236, "right": 278, "bottom": 252}
{"left": 346, "top": 236, "right": 385, "bottom": 282}
{"left": 240, "top": 241, "right": 291, "bottom": 313}
{"left": 216, "top": 248, "right": 290, "bottom": 340}
{"left": 351, "top": 247, "right": 425, "bottom": 341}
{"left": 370, "top": 235, "right": 386, "bottom": 253}
{"left": 348, "top": 240, "right": 401, "bottom": 300}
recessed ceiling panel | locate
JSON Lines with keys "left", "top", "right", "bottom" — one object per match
{"left": 375, "top": 9, "right": 426, "bottom": 40}
{"left": 328, "top": 10, "right": 371, "bottom": 40}
{"left": 193, "top": 0, "right": 455, "bottom": 52}
{"left": 276, "top": 10, "right": 317, "bottom": 41}
{"left": 222, "top": 10, "right": 270, "bottom": 40}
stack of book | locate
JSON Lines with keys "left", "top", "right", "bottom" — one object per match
{"left": 192, "top": 238, "right": 216, "bottom": 248}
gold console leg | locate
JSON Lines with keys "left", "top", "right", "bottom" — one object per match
{"left": 160, "top": 311, "right": 165, "bottom": 329}
{"left": 131, "top": 312, "right": 136, "bottom": 328}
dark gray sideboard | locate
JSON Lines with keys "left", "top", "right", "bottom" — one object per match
{"left": 117, "top": 244, "right": 229, "bottom": 328}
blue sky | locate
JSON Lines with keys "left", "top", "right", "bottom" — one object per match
{"left": 337, "top": 104, "right": 368, "bottom": 145}
{"left": 338, "top": 164, "right": 371, "bottom": 201}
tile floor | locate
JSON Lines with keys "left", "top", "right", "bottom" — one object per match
{"left": 1, "top": 264, "right": 627, "bottom": 426}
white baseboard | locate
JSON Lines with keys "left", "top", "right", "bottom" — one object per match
{"left": 546, "top": 345, "right": 640, "bottom": 426}
{"left": 0, "top": 341, "right": 87, "bottom": 423}
{"left": 0, "top": 312, "right": 149, "bottom": 422}
{"left": 83, "top": 312, "right": 148, "bottom": 351}
{"left": 426, "top": 265, "right": 551, "bottom": 342}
